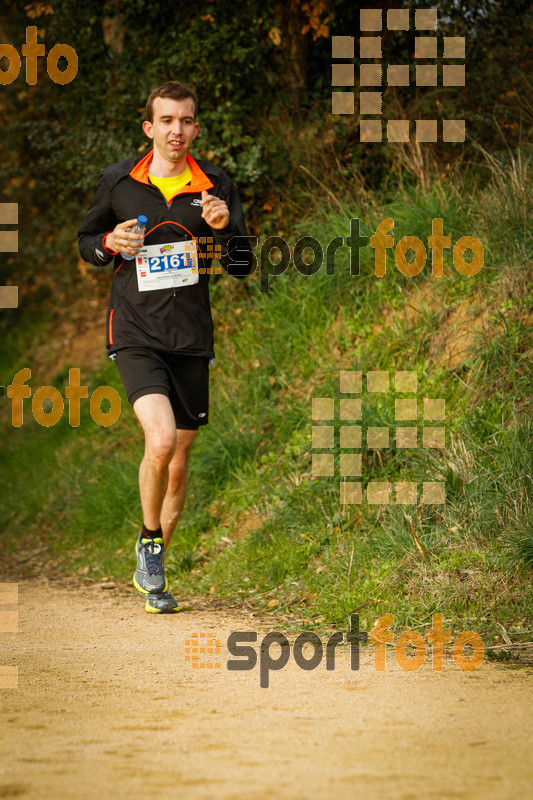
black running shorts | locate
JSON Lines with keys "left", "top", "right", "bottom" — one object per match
{"left": 112, "top": 347, "right": 210, "bottom": 429}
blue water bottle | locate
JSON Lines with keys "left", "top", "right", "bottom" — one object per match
{"left": 120, "top": 215, "right": 147, "bottom": 260}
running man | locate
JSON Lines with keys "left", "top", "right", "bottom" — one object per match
{"left": 78, "top": 81, "right": 254, "bottom": 613}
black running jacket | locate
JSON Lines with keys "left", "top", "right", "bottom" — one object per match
{"left": 78, "top": 150, "right": 254, "bottom": 357}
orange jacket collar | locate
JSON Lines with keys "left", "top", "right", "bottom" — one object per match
{"left": 129, "top": 150, "right": 214, "bottom": 196}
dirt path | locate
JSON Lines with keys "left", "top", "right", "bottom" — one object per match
{"left": 0, "top": 578, "right": 532, "bottom": 800}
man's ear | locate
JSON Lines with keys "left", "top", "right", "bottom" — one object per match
{"left": 142, "top": 120, "right": 154, "bottom": 139}
{"left": 193, "top": 122, "right": 200, "bottom": 140}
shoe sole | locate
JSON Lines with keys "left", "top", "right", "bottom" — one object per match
{"left": 132, "top": 571, "right": 169, "bottom": 597}
{"left": 144, "top": 600, "right": 178, "bottom": 614}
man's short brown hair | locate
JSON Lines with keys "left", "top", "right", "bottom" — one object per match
{"left": 145, "top": 81, "right": 198, "bottom": 122}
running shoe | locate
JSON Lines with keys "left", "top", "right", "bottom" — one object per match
{"left": 133, "top": 535, "right": 168, "bottom": 596}
{"left": 144, "top": 590, "right": 179, "bottom": 614}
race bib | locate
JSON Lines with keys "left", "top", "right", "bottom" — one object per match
{"left": 135, "top": 240, "right": 199, "bottom": 292}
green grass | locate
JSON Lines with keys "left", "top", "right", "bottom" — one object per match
{"left": 1, "top": 150, "right": 532, "bottom": 652}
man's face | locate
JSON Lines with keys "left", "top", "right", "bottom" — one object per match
{"left": 142, "top": 97, "right": 199, "bottom": 163}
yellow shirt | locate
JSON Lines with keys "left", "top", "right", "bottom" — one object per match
{"left": 148, "top": 164, "right": 193, "bottom": 202}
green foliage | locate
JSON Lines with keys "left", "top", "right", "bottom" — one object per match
{"left": 1, "top": 2, "right": 532, "bottom": 648}
{"left": 1, "top": 152, "right": 531, "bottom": 648}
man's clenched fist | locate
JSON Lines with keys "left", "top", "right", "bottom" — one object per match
{"left": 200, "top": 190, "right": 230, "bottom": 230}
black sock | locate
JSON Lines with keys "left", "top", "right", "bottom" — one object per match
{"left": 141, "top": 524, "right": 162, "bottom": 540}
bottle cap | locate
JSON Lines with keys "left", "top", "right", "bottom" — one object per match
{"left": 137, "top": 214, "right": 148, "bottom": 226}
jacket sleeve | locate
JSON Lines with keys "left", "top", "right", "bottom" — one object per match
{"left": 210, "top": 179, "right": 256, "bottom": 278}
{"left": 78, "top": 171, "right": 119, "bottom": 267}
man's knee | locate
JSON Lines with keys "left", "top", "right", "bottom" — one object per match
{"left": 166, "top": 431, "right": 196, "bottom": 487}
{"left": 167, "top": 460, "right": 187, "bottom": 490}
{"left": 144, "top": 431, "right": 177, "bottom": 467}
{"left": 133, "top": 393, "right": 178, "bottom": 467}
{"left": 175, "top": 429, "right": 197, "bottom": 458}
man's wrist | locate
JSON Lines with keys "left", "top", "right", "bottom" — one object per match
{"left": 212, "top": 218, "right": 235, "bottom": 236}
{"left": 103, "top": 233, "right": 118, "bottom": 255}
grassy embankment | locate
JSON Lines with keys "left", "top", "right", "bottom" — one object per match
{"left": 1, "top": 150, "right": 532, "bottom": 653}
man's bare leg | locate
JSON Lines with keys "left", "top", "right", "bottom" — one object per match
{"left": 133, "top": 393, "right": 178, "bottom": 531}
{"left": 133, "top": 393, "right": 197, "bottom": 549}
{"left": 160, "top": 428, "right": 197, "bottom": 551}
{"left": 131, "top": 393, "right": 198, "bottom": 613}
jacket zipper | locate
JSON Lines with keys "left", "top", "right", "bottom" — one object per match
{"left": 146, "top": 183, "right": 176, "bottom": 295}
{"left": 147, "top": 182, "right": 193, "bottom": 297}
